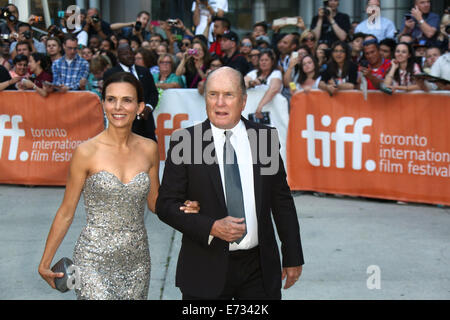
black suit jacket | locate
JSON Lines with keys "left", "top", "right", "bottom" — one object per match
{"left": 103, "top": 64, "right": 158, "bottom": 141}
{"left": 156, "top": 117, "right": 304, "bottom": 298}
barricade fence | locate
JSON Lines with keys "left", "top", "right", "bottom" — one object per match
{"left": 1, "top": 89, "right": 449, "bottom": 205}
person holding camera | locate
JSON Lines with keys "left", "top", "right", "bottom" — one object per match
{"left": 311, "top": 0, "right": 350, "bottom": 46}
{"left": 0, "top": 4, "right": 19, "bottom": 36}
{"left": 111, "top": 11, "right": 151, "bottom": 43}
{"left": 9, "top": 22, "right": 46, "bottom": 60}
{"left": 83, "top": 8, "right": 112, "bottom": 40}
{"left": 176, "top": 40, "right": 211, "bottom": 88}
{"left": 355, "top": 0, "right": 397, "bottom": 42}
{"left": 398, "top": 0, "right": 440, "bottom": 43}
{"left": 192, "top": 0, "right": 228, "bottom": 43}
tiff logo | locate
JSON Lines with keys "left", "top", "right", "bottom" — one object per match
{"left": 0, "top": 115, "right": 28, "bottom": 161}
{"left": 301, "top": 115, "right": 375, "bottom": 171}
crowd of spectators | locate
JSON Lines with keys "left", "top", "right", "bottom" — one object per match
{"left": 1, "top": 0, "right": 449, "bottom": 109}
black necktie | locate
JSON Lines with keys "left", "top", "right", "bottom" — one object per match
{"left": 223, "top": 131, "right": 246, "bottom": 243}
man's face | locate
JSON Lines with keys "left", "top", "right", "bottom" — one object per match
{"left": 277, "top": 34, "right": 294, "bottom": 55}
{"left": 363, "top": 44, "right": 381, "bottom": 66}
{"left": 149, "top": 36, "right": 161, "bottom": 50}
{"left": 367, "top": 0, "right": 380, "bottom": 17}
{"left": 252, "top": 26, "right": 265, "bottom": 38}
{"left": 328, "top": 0, "right": 340, "bottom": 10}
{"left": 137, "top": 13, "right": 150, "bottom": 28}
{"left": 87, "top": 8, "right": 99, "bottom": 18}
{"left": 205, "top": 68, "right": 247, "bottom": 130}
{"left": 117, "top": 45, "right": 135, "bottom": 67}
{"left": 220, "top": 38, "right": 234, "bottom": 52}
{"left": 379, "top": 44, "right": 392, "bottom": 60}
{"left": 213, "top": 21, "right": 226, "bottom": 36}
{"left": 426, "top": 48, "right": 441, "bottom": 66}
{"left": 16, "top": 44, "right": 30, "bottom": 57}
{"left": 64, "top": 39, "right": 78, "bottom": 59}
{"left": 416, "top": 0, "right": 431, "bottom": 14}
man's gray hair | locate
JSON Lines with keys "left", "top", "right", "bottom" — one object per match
{"left": 204, "top": 66, "right": 247, "bottom": 96}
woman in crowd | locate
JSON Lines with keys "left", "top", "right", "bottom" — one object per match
{"left": 293, "top": 54, "right": 321, "bottom": 92}
{"left": 46, "top": 37, "right": 63, "bottom": 62}
{"left": 240, "top": 36, "right": 255, "bottom": 63}
{"left": 283, "top": 46, "right": 312, "bottom": 89}
{"left": 152, "top": 53, "right": 184, "bottom": 90}
{"left": 81, "top": 46, "right": 94, "bottom": 62}
{"left": 319, "top": 41, "right": 358, "bottom": 96}
{"left": 134, "top": 47, "right": 158, "bottom": 74}
{"left": 248, "top": 47, "right": 260, "bottom": 71}
{"left": 300, "top": 29, "right": 318, "bottom": 57}
{"left": 383, "top": 42, "right": 421, "bottom": 93}
{"left": 176, "top": 35, "right": 193, "bottom": 61}
{"left": 18, "top": 52, "right": 53, "bottom": 97}
{"left": 38, "top": 72, "right": 200, "bottom": 300}
{"left": 244, "top": 49, "right": 283, "bottom": 119}
{"left": 175, "top": 40, "right": 211, "bottom": 88}
{"left": 315, "top": 42, "right": 329, "bottom": 71}
{"left": 9, "top": 54, "right": 29, "bottom": 79}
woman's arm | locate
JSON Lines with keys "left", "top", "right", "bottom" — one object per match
{"left": 175, "top": 54, "right": 188, "bottom": 76}
{"left": 146, "top": 141, "right": 160, "bottom": 213}
{"left": 255, "top": 78, "right": 282, "bottom": 115}
{"left": 38, "top": 144, "right": 90, "bottom": 288}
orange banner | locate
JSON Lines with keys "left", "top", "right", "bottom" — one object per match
{"left": 0, "top": 91, "right": 104, "bottom": 185}
{"left": 287, "top": 90, "right": 450, "bottom": 206}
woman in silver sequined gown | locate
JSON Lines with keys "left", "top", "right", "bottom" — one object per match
{"left": 38, "top": 72, "right": 199, "bottom": 300}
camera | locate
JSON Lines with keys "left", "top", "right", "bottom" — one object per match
{"left": 322, "top": 0, "right": 331, "bottom": 17}
{"left": 0, "top": 34, "right": 10, "bottom": 40}
{"left": 0, "top": 7, "right": 17, "bottom": 23}
{"left": 135, "top": 21, "right": 142, "bottom": 31}
{"left": 22, "top": 30, "right": 31, "bottom": 40}
{"left": 379, "top": 83, "right": 393, "bottom": 95}
{"left": 167, "top": 19, "right": 177, "bottom": 26}
{"left": 92, "top": 15, "right": 100, "bottom": 23}
{"left": 187, "top": 48, "right": 198, "bottom": 55}
{"left": 360, "top": 60, "right": 369, "bottom": 68}
{"left": 405, "top": 13, "right": 413, "bottom": 20}
{"left": 446, "top": 24, "right": 450, "bottom": 35}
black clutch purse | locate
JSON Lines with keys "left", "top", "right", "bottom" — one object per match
{"left": 248, "top": 112, "right": 271, "bottom": 125}
{"left": 51, "top": 257, "right": 74, "bottom": 293}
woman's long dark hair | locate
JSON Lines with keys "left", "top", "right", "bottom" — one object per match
{"left": 101, "top": 72, "right": 144, "bottom": 103}
{"left": 393, "top": 42, "right": 416, "bottom": 85}
{"left": 326, "top": 40, "right": 352, "bottom": 80}
{"left": 297, "top": 54, "right": 320, "bottom": 85}
{"left": 186, "top": 40, "right": 211, "bottom": 74}
{"left": 31, "top": 52, "right": 52, "bottom": 74}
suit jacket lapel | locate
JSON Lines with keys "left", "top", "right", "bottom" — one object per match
{"left": 202, "top": 120, "right": 227, "bottom": 212}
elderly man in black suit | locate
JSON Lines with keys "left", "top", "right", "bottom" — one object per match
{"left": 156, "top": 67, "right": 304, "bottom": 300}
{"left": 103, "top": 43, "right": 158, "bottom": 141}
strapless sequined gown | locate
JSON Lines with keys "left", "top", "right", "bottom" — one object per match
{"left": 73, "top": 171, "right": 151, "bottom": 300}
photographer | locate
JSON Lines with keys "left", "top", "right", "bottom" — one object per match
{"left": 83, "top": 8, "right": 112, "bottom": 40}
{"left": 111, "top": 11, "right": 151, "bottom": 42}
{"left": 192, "top": 0, "right": 228, "bottom": 43}
{"left": 0, "top": 4, "right": 19, "bottom": 36}
{"left": 398, "top": 0, "right": 440, "bottom": 42}
{"left": 9, "top": 22, "right": 46, "bottom": 60}
{"left": 311, "top": 0, "right": 350, "bottom": 46}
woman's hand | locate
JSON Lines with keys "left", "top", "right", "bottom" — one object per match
{"left": 180, "top": 200, "right": 200, "bottom": 214}
{"left": 38, "top": 265, "right": 64, "bottom": 289}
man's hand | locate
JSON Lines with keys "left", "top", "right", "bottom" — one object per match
{"left": 282, "top": 265, "right": 303, "bottom": 289}
{"left": 210, "top": 216, "right": 246, "bottom": 243}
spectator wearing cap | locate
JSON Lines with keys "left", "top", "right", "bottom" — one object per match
{"left": 355, "top": 0, "right": 397, "bottom": 42}
{"left": 311, "top": 0, "right": 350, "bottom": 46}
{"left": 255, "top": 35, "right": 271, "bottom": 49}
{"left": 398, "top": 0, "right": 440, "bottom": 43}
{"left": 360, "top": 38, "right": 391, "bottom": 90}
{"left": 413, "top": 39, "right": 428, "bottom": 68}
{"left": 220, "top": 31, "right": 251, "bottom": 76}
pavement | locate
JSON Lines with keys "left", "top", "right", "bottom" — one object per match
{"left": 0, "top": 184, "right": 449, "bottom": 300}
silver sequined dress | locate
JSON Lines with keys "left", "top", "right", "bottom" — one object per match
{"left": 73, "top": 171, "right": 151, "bottom": 300}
